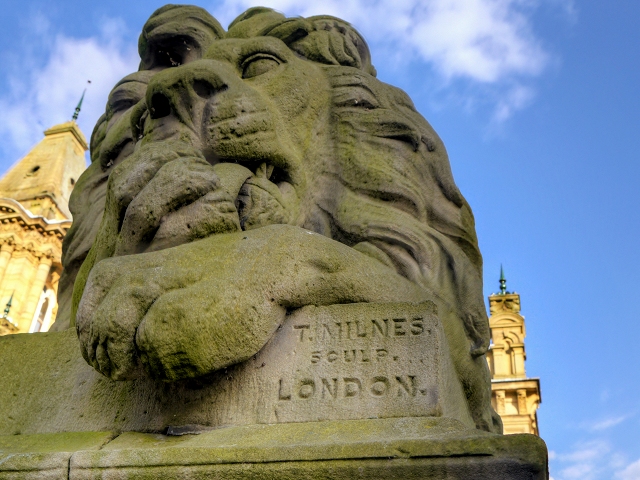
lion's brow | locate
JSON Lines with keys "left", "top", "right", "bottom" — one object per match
{"left": 326, "top": 71, "right": 378, "bottom": 97}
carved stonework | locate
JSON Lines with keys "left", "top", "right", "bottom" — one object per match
{"left": 489, "top": 292, "right": 521, "bottom": 315}
{"left": 495, "top": 389, "right": 506, "bottom": 415}
{"left": 517, "top": 389, "right": 527, "bottom": 413}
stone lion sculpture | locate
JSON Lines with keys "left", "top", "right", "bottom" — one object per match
{"left": 52, "top": 5, "right": 501, "bottom": 433}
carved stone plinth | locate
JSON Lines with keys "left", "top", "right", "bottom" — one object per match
{"left": 0, "top": 303, "right": 472, "bottom": 434}
{"left": 0, "top": 302, "right": 547, "bottom": 478}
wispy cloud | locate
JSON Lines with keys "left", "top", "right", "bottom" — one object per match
{"left": 551, "top": 438, "right": 640, "bottom": 480}
{"left": 616, "top": 458, "right": 640, "bottom": 480}
{"left": 493, "top": 85, "right": 535, "bottom": 122}
{"left": 553, "top": 440, "right": 611, "bottom": 480}
{"left": 211, "top": 0, "right": 562, "bottom": 121}
{"left": 559, "top": 440, "right": 610, "bottom": 463}
{"left": 547, "top": 0, "right": 578, "bottom": 24}
{"left": 0, "top": 17, "right": 138, "bottom": 166}
{"left": 586, "top": 414, "right": 630, "bottom": 432}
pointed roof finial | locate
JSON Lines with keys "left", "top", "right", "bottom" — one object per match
{"left": 3, "top": 292, "right": 14, "bottom": 318}
{"left": 72, "top": 90, "right": 85, "bottom": 121}
{"left": 499, "top": 265, "right": 508, "bottom": 295}
{"left": 72, "top": 80, "right": 91, "bottom": 121}
{"left": 500, "top": 264, "right": 509, "bottom": 295}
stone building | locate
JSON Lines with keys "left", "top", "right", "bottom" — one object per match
{"left": 487, "top": 268, "right": 541, "bottom": 435}
{"left": 0, "top": 121, "right": 86, "bottom": 335}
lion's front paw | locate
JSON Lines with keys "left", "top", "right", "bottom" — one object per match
{"left": 75, "top": 254, "right": 179, "bottom": 379}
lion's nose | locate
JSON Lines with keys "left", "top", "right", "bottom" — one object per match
{"left": 146, "top": 61, "right": 228, "bottom": 122}
{"left": 148, "top": 92, "right": 171, "bottom": 119}
{"left": 149, "top": 79, "right": 220, "bottom": 119}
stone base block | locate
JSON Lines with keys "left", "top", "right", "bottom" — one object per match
{"left": 0, "top": 303, "right": 475, "bottom": 435}
{"left": 0, "top": 417, "right": 548, "bottom": 479}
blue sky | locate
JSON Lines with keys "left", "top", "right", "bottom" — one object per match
{"left": 0, "top": 1, "right": 638, "bottom": 478}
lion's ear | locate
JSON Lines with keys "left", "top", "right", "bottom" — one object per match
{"left": 228, "top": 7, "right": 280, "bottom": 30}
{"left": 227, "top": 10, "right": 376, "bottom": 75}
{"left": 228, "top": 12, "right": 313, "bottom": 44}
{"left": 290, "top": 16, "right": 375, "bottom": 75}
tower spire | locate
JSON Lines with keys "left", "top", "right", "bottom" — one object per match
{"left": 499, "top": 264, "right": 507, "bottom": 295}
{"left": 72, "top": 80, "right": 91, "bottom": 121}
{"left": 72, "top": 90, "right": 85, "bottom": 121}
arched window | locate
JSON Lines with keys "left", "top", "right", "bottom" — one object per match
{"left": 30, "top": 289, "right": 55, "bottom": 333}
{"left": 32, "top": 298, "right": 49, "bottom": 332}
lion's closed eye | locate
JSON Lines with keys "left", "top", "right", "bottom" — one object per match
{"left": 242, "top": 54, "right": 282, "bottom": 79}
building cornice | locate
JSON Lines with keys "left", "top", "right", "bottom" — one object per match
{"left": 0, "top": 198, "right": 70, "bottom": 241}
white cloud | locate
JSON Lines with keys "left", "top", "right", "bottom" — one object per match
{"left": 493, "top": 85, "right": 535, "bottom": 122}
{"left": 587, "top": 414, "right": 629, "bottom": 432}
{"left": 551, "top": 439, "right": 640, "bottom": 480}
{"left": 0, "top": 17, "right": 138, "bottom": 165}
{"left": 407, "top": 0, "right": 546, "bottom": 82}
{"left": 211, "top": 0, "right": 556, "bottom": 120}
{"left": 612, "top": 453, "right": 630, "bottom": 470}
{"left": 560, "top": 440, "right": 609, "bottom": 463}
{"left": 213, "top": 0, "right": 549, "bottom": 81}
{"left": 616, "top": 458, "right": 640, "bottom": 480}
{"left": 551, "top": 440, "right": 611, "bottom": 480}
{"left": 560, "top": 463, "right": 596, "bottom": 479}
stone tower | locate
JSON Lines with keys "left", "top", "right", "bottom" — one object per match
{"left": 487, "top": 268, "right": 542, "bottom": 435}
{"left": 0, "top": 121, "right": 87, "bottom": 335}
